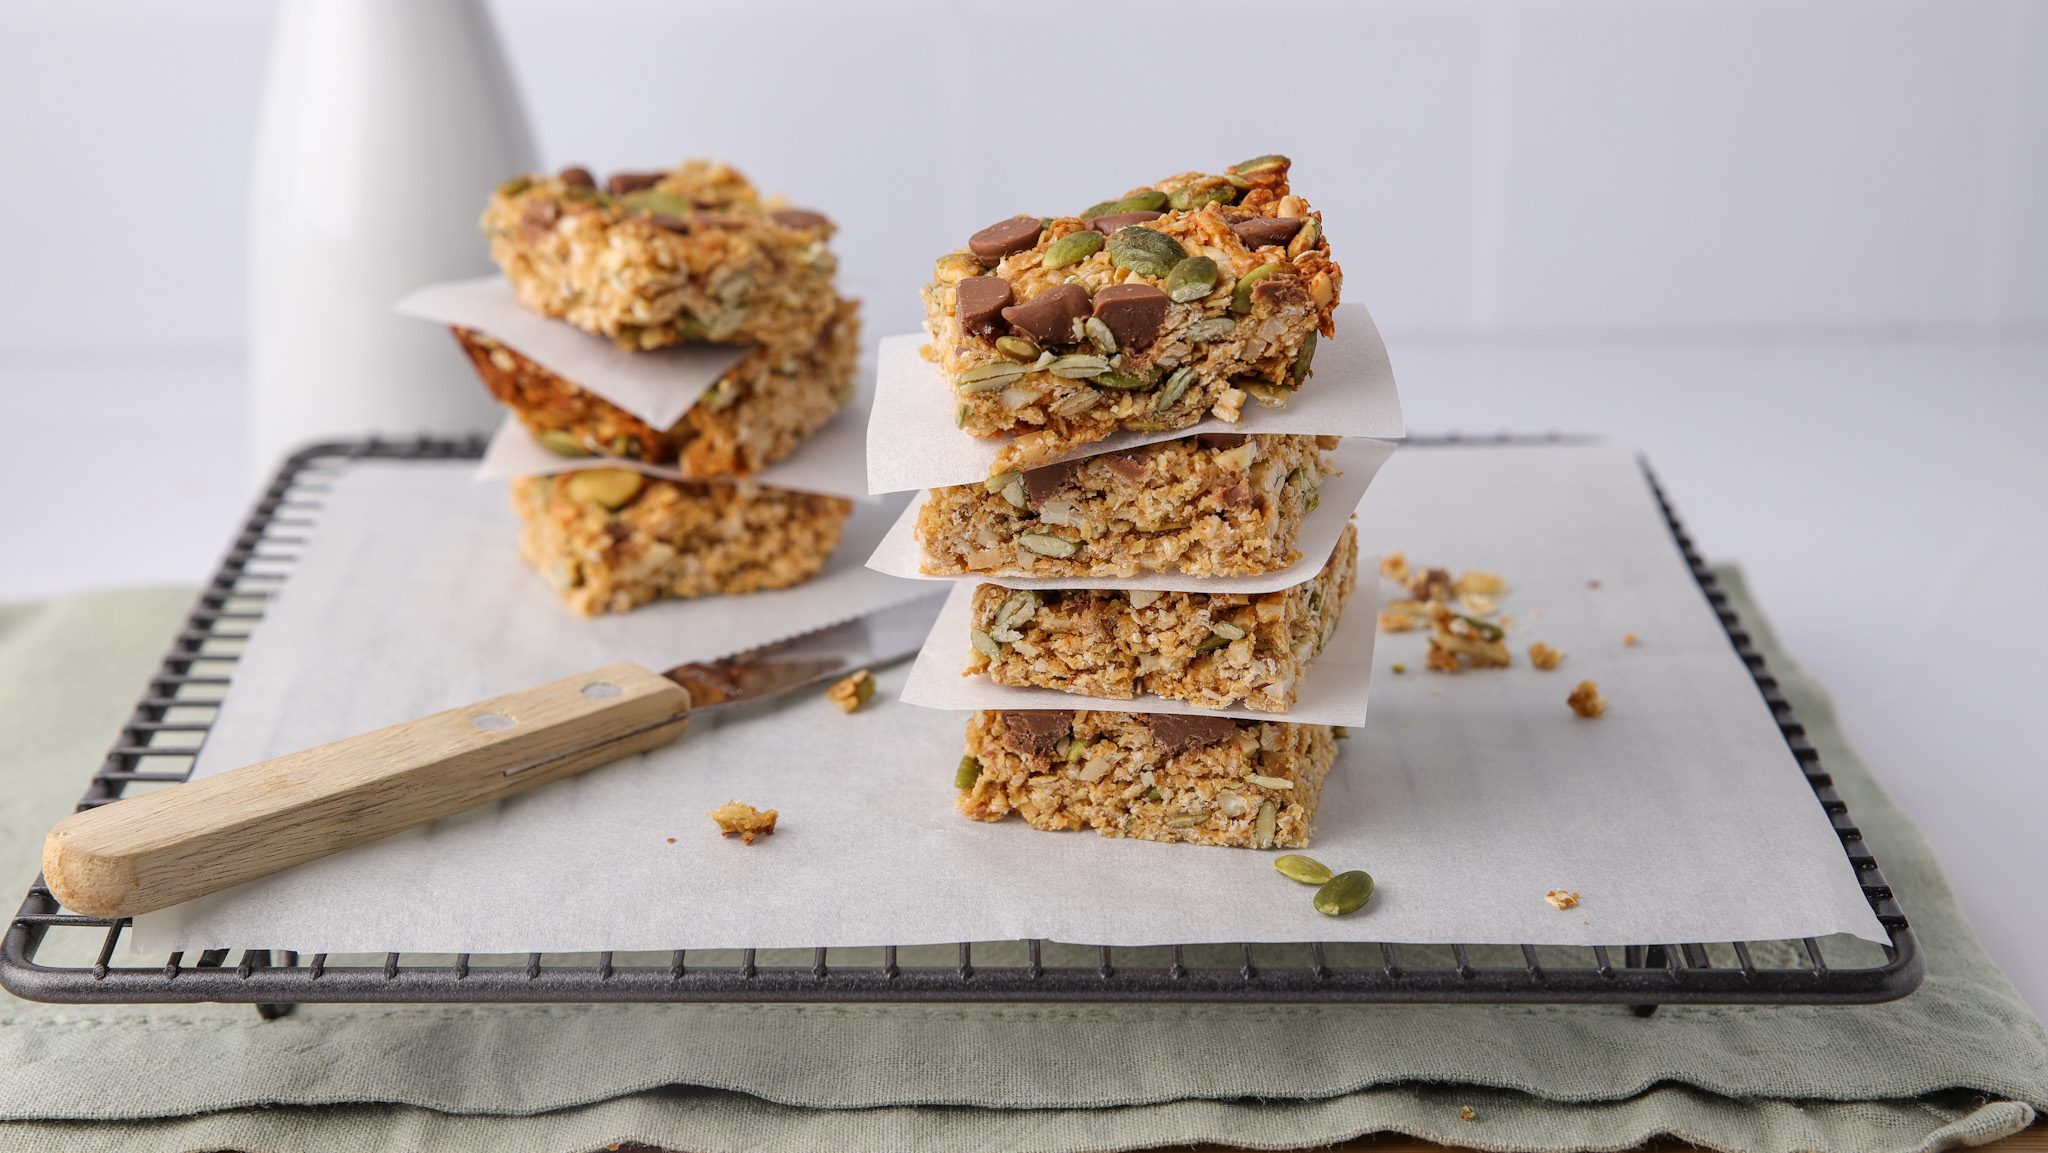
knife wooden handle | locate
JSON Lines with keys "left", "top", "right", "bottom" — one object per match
{"left": 42, "top": 661, "right": 690, "bottom": 919}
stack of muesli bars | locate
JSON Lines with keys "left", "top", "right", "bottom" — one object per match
{"left": 918, "top": 156, "right": 1361, "bottom": 850}
{"left": 464, "top": 160, "right": 860, "bottom": 615}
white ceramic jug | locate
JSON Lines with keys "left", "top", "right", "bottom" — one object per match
{"left": 248, "top": 0, "right": 536, "bottom": 475}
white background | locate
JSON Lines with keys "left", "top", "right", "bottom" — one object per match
{"left": 3, "top": 1, "right": 2045, "bottom": 1009}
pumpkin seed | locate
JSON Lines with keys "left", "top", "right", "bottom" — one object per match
{"left": 934, "top": 252, "right": 986, "bottom": 285}
{"left": 1065, "top": 736, "right": 1092, "bottom": 763}
{"left": 1287, "top": 217, "right": 1322, "bottom": 259}
{"left": 1041, "top": 229, "right": 1105, "bottom": 269}
{"left": 1050, "top": 388, "right": 1100, "bottom": 416}
{"left": 1165, "top": 812, "right": 1209, "bottom": 829}
{"left": 956, "top": 401, "right": 971, "bottom": 428}
{"left": 985, "top": 469, "right": 1022, "bottom": 494}
{"left": 1195, "top": 631, "right": 1235, "bottom": 653}
{"left": 970, "top": 628, "right": 1004, "bottom": 660}
{"left": 1243, "top": 382, "right": 1293, "bottom": 408}
{"left": 1093, "top": 369, "right": 1156, "bottom": 391}
{"left": 993, "top": 590, "right": 1042, "bottom": 633}
{"left": 565, "top": 468, "right": 644, "bottom": 510}
{"left": 1313, "top": 870, "right": 1375, "bottom": 916}
{"left": 996, "top": 335, "right": 1041, "bottom": 363}
{"left": 1144, "top": 786, "right": 1165, "bottom": 802}
{"left": 621, "top": 190, "right": 694, "bottom": 218}
{"left": 1273, "top": 854, "right": 1335, "bottom": 885}
{"left": 1232, "top": 262, "right": 1283, "bottom": 315}
{"left": 610, "top": 435, "right": 640, "bottom": 456}
{"left": 1082, "top": 189, "right": 1169, "bottom": 219}
{"left": 1169, "top": 178, "right": 1238, "bottom": 211}
{"left": 1235, "top": 154, "right": 1290, "bottom": 175}
{"left": 1083, "top": 316, "right": 1118, "bottom": 354}
{"left": 1185, "top": 316, "right": 1237, "bottom": 342}
{"left": 956, "top": 361, "right": 1031, "bottom": 393}
{"left": 537, "top": 430, "right": 588, "bottom": 457}
{"left": 497, "top": 175, "right": 533, "bottom": 197}
{"left": 1045, "top": 354, "right": 1111, "bottom": 378}
{"left": 1106, "top": 227, "right": 1185, "bottom": 278}
{"left": 1164, "top": 256, "right": 1220, "bottom": 303}
{"left": 956, "top": 755, "right": 982, "bottom": 789}
{"left": 1254, "top": 800, "right": 1279, "bottom": 849}
{"left": 1018, "top": 532, "right": 1081, "bottom": 558}
{"left": 1290, "top": 330, "right": 1318, "bottom": 382}
{"left": 1152, "top": 366, "right": 1194, "bottom": 412}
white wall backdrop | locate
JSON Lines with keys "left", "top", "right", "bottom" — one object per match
{"left": 2, "top": 0, "right": 2043, "bottom": 358}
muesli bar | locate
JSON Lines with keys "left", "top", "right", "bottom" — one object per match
{"left": 915, "top": 433, "right": 1335, "bottom": 579}
{"left": 483, "top": 159, "right": 840, "bottom": 350}
{"left": 512, "top": 469, "right": 852, "bottom": 616}
{"left": 922, "top": 154, "right": 1341, "bottom": 471}
{"left": 956, "top": 709, "right": 1338, "bottom": 849}
{"left": 453, "top": 296, "right": 860, "bottom": 477}
{"left": 966, "top": 524, "right": 1358, "bottom": 712}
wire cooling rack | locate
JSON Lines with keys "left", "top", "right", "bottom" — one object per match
{"left": 1, "top": 435, "right": 1921, "bottom": 1016}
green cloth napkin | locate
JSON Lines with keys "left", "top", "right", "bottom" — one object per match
{"left": 2, "top": 576, "right": 2044, "bottom": 1153}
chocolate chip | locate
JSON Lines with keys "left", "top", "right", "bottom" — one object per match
{"left": 606, "top": 171, "right": 665, "bottom": 196}
{"left": 1216, "top": 479, "right": 1255, "bottom": 510}
{"left": 1253, "top": 273, "right": 1309, "bottom": 310}
{"left": 521, "top": 199, "right": 559, "bottom": 230}
{"left": 1102, "top": 450, "right": 1150, "bottom": 482}
{"left": 558, "top": 166, "right": 596, "bottom": 188}
{"left": 1141, "top": 713, "right": 1241, "bottom": 754}
{"left": 1090, "top": 283, "right": 1170, "bottom": 351}
{"left": 968, "top": 215, "right": 1044, "bottom": 261}
{"left": 999, "top": 710, "right": 1074, "bottom": 757}
{"left": 1021, "top": 459, "right": 1079, "bottom": 505}
{"left": 1196, "top": 433, "right": 1249, "bottom": 449}
{"left": 1001, "top": 283, "right": 1091, "bottom": 345}
{"left": 1231, "top": 216, "right": 1306, "bottom": 249}
{"left": 771, "top": 209, "right": 831, "bottom": 231}
{"left": 640, "top": 213, "right": 691, "bottom": 234}
{"left": 1090, "top": 210, "right": 1163, "bottom": 235}
{"left": 954, "top": 276, "right": 1014, "bottom": 338}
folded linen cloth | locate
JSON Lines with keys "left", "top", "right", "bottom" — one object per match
{"left": 1, "top": 575, "right": 2044, "bottom": 1153}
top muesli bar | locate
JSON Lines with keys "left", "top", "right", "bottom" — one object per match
{"left": 922, "top": 154, "right": 1341, "bottom": 472}
{"left": 484, "top": 160, "right": 841, "bottom": 350}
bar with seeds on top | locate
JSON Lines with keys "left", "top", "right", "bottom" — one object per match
{"left": 921, "top": 154, "right": 1341, "bottom": 472}
{"left": 956, "top": 709, "right": 1338, "bottom": 849}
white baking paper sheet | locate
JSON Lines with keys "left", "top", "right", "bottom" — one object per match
{"left": 866, "top": 301, "right": 1404, "bottom": 494}
{"left": 865, "top": 438, "right": 1396, "bottom": 593}
{"left": 898, "top": 551, "right": 1382, "bottom": 726}
{"left": 475, "top": 387, "right": 873, "bottom": 502}
{"left": 396, "top": 277, "right": 748, "bottom": 430}
{"left": 133, "top": 443, "right": 1887, "bottom": 954}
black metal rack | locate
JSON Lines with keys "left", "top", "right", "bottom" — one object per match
{"left": 0, "top": 435, "right": 1921, "bottom": 1014}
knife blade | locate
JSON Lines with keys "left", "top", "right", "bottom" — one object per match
{"left": 41, "top": 593, "right": 948, "bottom": 919}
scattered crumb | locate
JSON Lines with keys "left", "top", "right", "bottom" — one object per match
{"left": 1529, "top": 641, "right": 1564, "bottom": 670}
{"left": 708, "top": 800, "right": 779, "bottom": 844}
{"left": 825, "top": 668, "right": 876, "bottom": 713}
{"left": 1379, "top": 552, "right": 1410, "bottom": 584}
{"left": 1622, "top": 632, "right": 1640, "bottom": 647}
{"left": 1459, "top": 1105, "right": 1479, "bottom": 1122}
{"left": 1377, "top": 599, "right": 1427, "bottom": 633}
{"left": 664, "top": 837, "right": 676, "bottom": 844}
{"left": 1454, "top": 570, "right": 1505, "bottom": 598}
{"left": 1425, "top": 602, "right": 1511, "bottom": 671}
{"left": 1545, "top": 889, "right": 1581, "bottom": 910}
{"left": 1587, "top": 578, "right": 1602, "bottom": 589}
{"left": 1458, "top": 592, "right": 1498, "bottom": 616}
{"left": 1567, "top": 679, "right": 1607, "bottom": 718}
{"left": 1406, "top": 567, "right": 1454, "bottom": 602}
{"left": 1391, "top": 662, "right": 1407, "bottom": 675}
{"left": 1332, "top": 725, "right": 1351, "bottom": 739}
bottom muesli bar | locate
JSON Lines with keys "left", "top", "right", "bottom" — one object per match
{"left": 513, "top": 469, "right": 852, "bottom": 616}
{"left": 956, "top": 710, "right": 1338, "bottom": 848}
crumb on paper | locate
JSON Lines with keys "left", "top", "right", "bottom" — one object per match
{"left": 1459, "top": 1105, "right": 1479, "bottom": 1122}
{"left": 1568, "top": 679, "right": 1607, "bottom": 718}
{"left": 1377, "top": 599, "right": 1426, "bottom": 633}
{"left": 1529, "top": 642, "right": 1564, "bottom": 670}
{"left": 1545, "top": 889, "right": 1580, "bottom": 910}
{"left": 1458, "top": 592, "right": 1498, "bottom": 616}
{"left": 1623, "top": 632, "right": 1640, "bottom": 647}
{"left": 664, "top": 836, "right": 675, "bottom": 844}
{"left": 1379, "top": 551, "right": 1410, "bottom": 584}
{"left": 709, "top": 800, "right": 779, "bottom": 844}
{"left": 1587, "top": 578, "right": 1602, "bottom": 589}
{"left": 1391, "top": 662, "right": 1407, "bottom": 675}
{"left": 1405, "top": 566, "right": 1453, "bottom": 602}
{"left": 1455, "top": 570, "right": 1505, "bottom": 598}
{"left": 826, "top": 668, "right": 876, "bottom": 713}
{"left": 1425, "top": 602, "right": 1511, "bottom": 671}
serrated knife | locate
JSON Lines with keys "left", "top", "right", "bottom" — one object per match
{"left": 41, "top": 593, "right": 946, "bottom": 920}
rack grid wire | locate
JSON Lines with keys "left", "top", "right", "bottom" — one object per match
{"left": 0, "top": 435, "right": 1921, "bottom": 1015}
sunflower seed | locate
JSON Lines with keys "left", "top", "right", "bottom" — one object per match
{"left": 970, "top": 628, "right": 1004, "bottom": 660}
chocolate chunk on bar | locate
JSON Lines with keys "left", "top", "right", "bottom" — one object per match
{"left": 1230, "top": 216, "right": 1305, "bottom": 248}
{"left": 969, "top": 215, "right": 1045, "bottom": 261}
{"left": 1091, "top": 283, "right": 1170, "bottom": 351}
{"left": 997, "top": 710, "right": 1074, "bottom": 756}
{"left": 1000, "top": 283, "right": 1091, "bottom": 345}
{"left": 955, "top": 277, "right": 1014, "bottom": 338}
